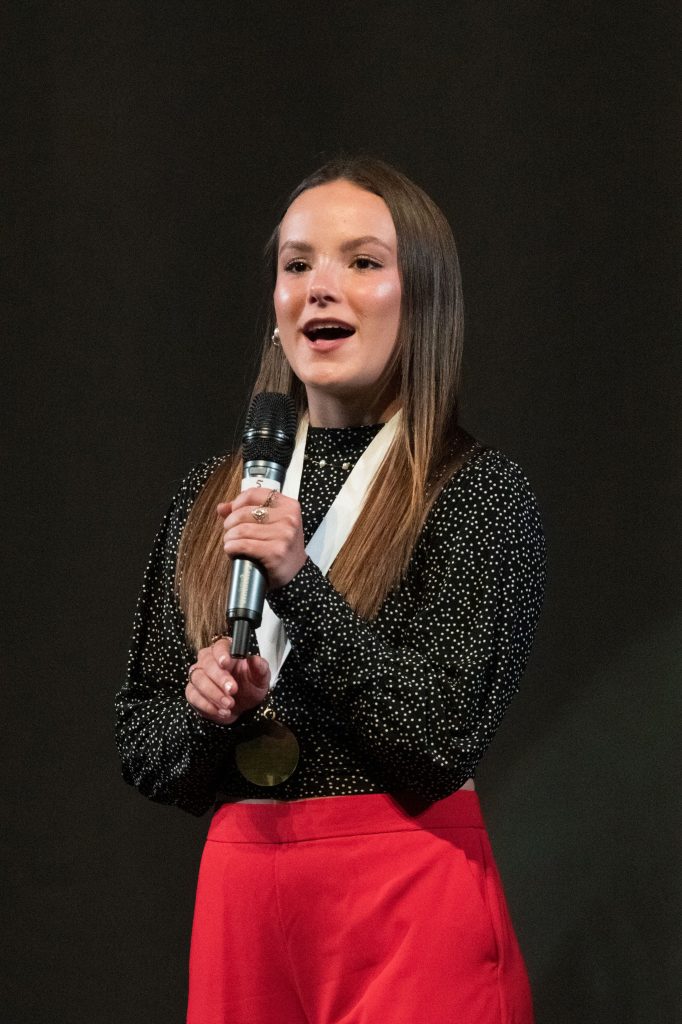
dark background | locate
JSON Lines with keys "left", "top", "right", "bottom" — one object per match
{"left": 4, "top": 2, "right": 679, "bottom": 1022}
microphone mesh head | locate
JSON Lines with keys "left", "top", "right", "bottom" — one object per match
{"left": 242, "top": 392, "right": 298, "bottom": 465}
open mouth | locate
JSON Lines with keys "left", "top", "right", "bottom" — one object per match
{"left": 303, "top": 321, "right": 356, "bottom": 343}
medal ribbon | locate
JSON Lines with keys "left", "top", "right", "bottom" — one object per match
{"left": 255, "top": 409, "right": 402, "bottom": 685}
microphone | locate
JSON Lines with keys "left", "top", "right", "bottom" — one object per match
{"left": 226, "top": 392, "right": 298, "bottom": 657}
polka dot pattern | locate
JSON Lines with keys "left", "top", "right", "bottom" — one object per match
{"left": 115, "top": 428, "right": 546, "bottom": 816}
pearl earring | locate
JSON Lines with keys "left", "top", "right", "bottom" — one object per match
{"left": 271, "top": 326, "right": 281, "bottom": 347}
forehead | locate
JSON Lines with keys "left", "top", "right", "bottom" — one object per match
{"left": 279, "top": 180, "right": 397, "bottom": 247}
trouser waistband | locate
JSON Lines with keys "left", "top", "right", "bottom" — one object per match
{"left": 207, "top": 790, "right": 486, "bottom": 844}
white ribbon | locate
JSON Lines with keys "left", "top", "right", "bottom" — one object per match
{"left": 255, "top": 409, "right": 402, "bottom": 686}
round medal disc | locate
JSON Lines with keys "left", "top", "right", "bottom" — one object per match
{"left": 234, "top": 718, "right": 300, "bottom": 787}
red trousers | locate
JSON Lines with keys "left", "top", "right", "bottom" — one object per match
{"left": 187, "top": 791, "right": 534, "bottom": 1024}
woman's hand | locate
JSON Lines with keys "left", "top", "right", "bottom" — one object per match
{"left": 217, "top": 488, "right": 307, "bottom": 591}
{"left": 185, "top": 637, "right": 270, "bottom": 724}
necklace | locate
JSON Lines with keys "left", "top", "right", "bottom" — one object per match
{"left": 303, "top": 453, "right": 355, "bottom": 472}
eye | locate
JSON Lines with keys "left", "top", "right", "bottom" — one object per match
{"left": 284, "top": 258, "right": 309, "bottom": 273}
{"left": 351, "top": 255, "right": 382, "bottom": 270}
{"left": 283, "top": 259, "right": 310, "bottom": 273}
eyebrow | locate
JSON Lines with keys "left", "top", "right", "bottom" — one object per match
{"left": 278, "top": 235, "right": 393, "bottom": 256}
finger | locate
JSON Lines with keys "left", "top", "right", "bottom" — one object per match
{"left": 222, "top": 506, "right": 283, "bottom": 532}
{"left": 223, "top": 536, "right": 284, "bottom": 562}
{"left": 207, "top": 648, "right": 257, "bottom": 704}
{"left": 230, "top": 487, "right": 286, "bottom": 512}
{"left": 189, "top": 697, "right": 238, "bottom": 726}
{"left": 196, "top": 647, "right": 236, "bottom": 696}
{"left": 235, "top": 655, "right": 271, "bottom": 693}
{"left": 199, "top": 644, "right": 237, "bottom": 692}
{"left": 224, "top": 507, "right": 301, "bottom": 539}
{"left": 189, "top": 667, "right": 235, "bottom": 708}
{"left": 216, "top": 501, "right": 232, "bottom": 516}
{"left": 186, "top": 683, "right": 222, "bottom": 721}
{"left": 211, "top": 637, "right": 233, "bottom": 669}
{"left": 223, "top": 521, "right": 280, "bottom": 545}
{"left": 224, "top": 520, "right": 298, "bottom": 553}
{"left": 186, "top": 680, "right": 236, "bottom": 722}
{"left": 248, "top": 655, "right": 271, "bottom": 685}
{"left": 188, "top": 667, "right": 236, "bottom": 712}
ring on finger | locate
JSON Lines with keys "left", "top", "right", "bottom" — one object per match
{"left": 263, "top": 489, "right": 277, "bottom": 508}
{"left": 251, "top": 506, "right": 268, "bottom": 523}
{"left": 188, "top": 665, "right": 201, "bottom": 685}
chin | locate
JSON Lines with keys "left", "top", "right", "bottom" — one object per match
{"left": 306, "top": 375, "right": 368, "bottom": 396}
{"left": 297, "top": 367, "right": 357, "bottom": 391}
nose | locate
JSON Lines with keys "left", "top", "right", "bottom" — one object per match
{"left": 308, "top": 285, "right": 336, "bottom": 306}
{"left": 307, "top": 266, "right": 340, "bottom": 307}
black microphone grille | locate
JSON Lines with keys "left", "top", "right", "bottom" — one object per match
{"left": 243, "top": 392, "right": 298, "bottom": 465}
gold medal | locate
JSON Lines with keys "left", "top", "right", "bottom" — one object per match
{"left": 234, "top": 705, "right": 299, "bottom": 787}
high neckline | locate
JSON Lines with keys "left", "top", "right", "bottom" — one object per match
{"left": 306, "top": 423, "right": 383, "bottom": 437}
{"left": 304, "top": 423, "right": 383, "bottom": 456}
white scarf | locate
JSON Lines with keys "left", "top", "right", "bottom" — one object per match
{"left": 255, "top": 410, "right": 402, "bottom": 687}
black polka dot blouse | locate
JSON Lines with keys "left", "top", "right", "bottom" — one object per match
{"left": 115, "top": 425, "right": 546, "bottom": 816}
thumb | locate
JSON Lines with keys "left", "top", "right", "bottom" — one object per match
{"left": 252, "top": 656, "right": 270, "bottom": 682}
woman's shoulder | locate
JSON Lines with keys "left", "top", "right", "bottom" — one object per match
{"left": 160, "top": 454, "right": 231, "bottom": 535}
{"left": 175, "top": 454, "right": 231, "bottom": 504}
{"left": 427, "top": 444, "right": 544, "bottom": 536}
{"left": 446, "top": 444, "right": 538, "bottom": 494}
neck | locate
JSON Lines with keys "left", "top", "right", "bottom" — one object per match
{"left": 306, "top": 390, "right": 401, "bottom": 428}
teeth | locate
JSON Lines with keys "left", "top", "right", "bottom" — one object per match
{"left": 305, "top": 322, "right": 355, "bottom": 341}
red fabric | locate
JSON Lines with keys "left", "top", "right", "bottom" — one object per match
{"left": 187, "top": 791, "right": 534, "bottom": 1024}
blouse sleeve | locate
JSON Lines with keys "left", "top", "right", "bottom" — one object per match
{"left": 114, "top": 457, "right": 233, "bottom": 816}
{"left": 266, "top": 450, "right": 547, "bottom": 798}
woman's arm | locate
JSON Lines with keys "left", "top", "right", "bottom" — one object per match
{"left": 114, "top": 458, "right": 234, "bottom": 816}
{"left": 266, "top": 451, "right": 547, "bottom": 796}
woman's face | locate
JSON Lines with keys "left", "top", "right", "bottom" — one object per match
{"left": 273, "top": 179, "right": 402, "bottom": 426}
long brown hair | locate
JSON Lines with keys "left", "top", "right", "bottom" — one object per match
{"left": 177, "top": 156, "right": 472, "bottom": 651}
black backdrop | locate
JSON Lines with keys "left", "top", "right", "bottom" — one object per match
{"left": 4, "top": 2, "right": 679, "bottom": 1022}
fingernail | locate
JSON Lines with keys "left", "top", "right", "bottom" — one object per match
{"left": 224, "top": 681, "right": 234, "bottom": 694}
{"left": 221, "top": 697, "right": 232, "bottom": 709}
{"left": 219, "top": 708, "right": 230, "bottom": 718}
{"left": 219, "top": 657, "right": 229, "bottom": 668}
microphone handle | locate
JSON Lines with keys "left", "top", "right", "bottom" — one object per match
{"left": 226, "top": 460, "right": 286, "bottom": 657}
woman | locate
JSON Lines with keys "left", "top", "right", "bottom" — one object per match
{"left": 115, "top": 157, "right": 546, "bottom": 1023}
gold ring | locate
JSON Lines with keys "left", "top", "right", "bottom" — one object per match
{"left": 210, "top": 633, "right": 230, "bottom": 645}
{"left": 251, "top": 506, "right": 268, "bottom": 523}
{"left": 263, "top": 489, "right": 277, "bottom": 508}
{"left": 188, "top": 665, "right": 200, "bottom": 684}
